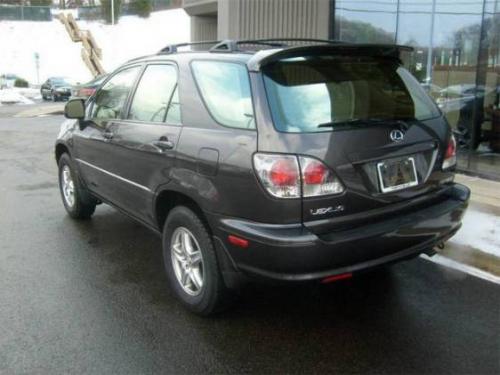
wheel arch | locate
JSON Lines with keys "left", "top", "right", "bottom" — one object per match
{"left": 55, "top": 142, "right": 70, "bottom": 163}
{"left": 154, "top": 188, "right": 211, "bottom": 233}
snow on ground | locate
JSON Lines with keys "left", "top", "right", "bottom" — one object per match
{"left": 0, "top": 88, "right": 39, "bottom": 105}
{"left": 449, "top": 209, "right": 500, "bottom": 258}
{"left": 0, "top": 9, "right": 190, "bottom": 84}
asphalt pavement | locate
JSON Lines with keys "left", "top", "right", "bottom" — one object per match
{"left": 0, "top": 109, "right": 499, "bottom": 374}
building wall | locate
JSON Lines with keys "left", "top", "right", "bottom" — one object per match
{"left": 186, "top": 0, "right": 331, "bottom": 42}
{"left": 190, "top": 15, "right": 218, "bottom": 42}
{"left": 218, "top": 0, "right": 330, "bottom": 40}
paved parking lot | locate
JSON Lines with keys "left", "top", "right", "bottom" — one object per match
{"left": 0, "top": 111, "right": 499, "bottom": 374}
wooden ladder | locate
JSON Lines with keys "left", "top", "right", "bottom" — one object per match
{"left": 56, "top": 13, "right": 106, "bottom": 77}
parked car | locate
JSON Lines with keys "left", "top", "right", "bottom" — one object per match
{"left": 437, "top": 84, "right": 497, "bottom": 149}
{"left": 71, "top": 74, "right": 109, "bottom": 99}
{"left": 41, "top": 77, "right": 75, "bottom": 101}
{"left": 55, "top": 40, "right": 470, "bottom": 315}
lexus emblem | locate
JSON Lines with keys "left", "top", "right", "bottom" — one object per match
{"left": 390, "top": 129, "right": 405, "bottom": 142}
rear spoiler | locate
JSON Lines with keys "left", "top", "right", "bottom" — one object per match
{"left": 246, "top": 44, "right": 414, "bottom": 72}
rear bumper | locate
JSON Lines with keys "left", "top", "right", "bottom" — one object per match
{"left": 209, "top": 183, "right": 470, "bottom": 282}
{"left": 54, "top": 91, "right": 71, "bottom": 99}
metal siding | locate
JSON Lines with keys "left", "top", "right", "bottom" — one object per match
{"left": 191, "top": 15, "right": 218, "bottom": 42}
{"left": 216, "top": 0, "right": 330, "bottom": 40}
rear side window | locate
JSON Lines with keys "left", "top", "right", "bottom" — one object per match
{"left": 92, "top": 67, "right": 140, "bottom": 120}
{"left": 128, "top": 64, "right": 179, "bottom": 123}
{"left": 166, "top": 87, "right": 181, "bottom": 124}
{"left": 263, "top": 56, "right": 441, "bottom": 133}
{"left": 192, "top": 61, "right": 255, "bottom": 129}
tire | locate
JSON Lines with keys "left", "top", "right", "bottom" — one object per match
{"left": 162, "top": 206, "right": 231, "bottom": 316}
{"left": 52, "top": 92, "right": 58, "bottom": 102}
{"left": 58, "top": 153, "right": 96, "bottom": 219}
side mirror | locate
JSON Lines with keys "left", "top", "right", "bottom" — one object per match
{"left": 64, "top": 98, "right": 85, "bottom": 120}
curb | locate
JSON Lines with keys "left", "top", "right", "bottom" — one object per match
{"left": 13, "top": 104, "right": 64, "bottom": 118}
{"left": 438, "top": 174, "right": 500, "bottom": 279}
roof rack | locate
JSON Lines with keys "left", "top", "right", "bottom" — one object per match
{"left": 158, "top": 38, "right": 345, "bottom": 55}
{"left": 210, "top": 39, "right": 288, "bottom": 52}
{"left": 158, "top": 40, "right": 221, "bottom": 54}
{"left": 211, "top": 38, "right": 345, "bottom": 52}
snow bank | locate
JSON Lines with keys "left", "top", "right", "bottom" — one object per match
{"left": 0, "top": 88, "right": 36, "bottom": 105}
{"left": 449, "top": 209, "right": 500, "bottom": 258}
{"left": 0, "top": 9, "right": 190, "bottom": 84}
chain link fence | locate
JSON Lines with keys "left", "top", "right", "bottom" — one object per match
{"left": 0, "top": 0, "right": 175, "bottom": 22}
{"left": 0, "top": 5, "right": 51, "bottom": 21}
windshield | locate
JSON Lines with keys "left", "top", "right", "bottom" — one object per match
{"left": 52, "top": 77, "right": 72, "bottom": 86}
{"left": 262, "top": 56, "right": 441, "bottom": 133}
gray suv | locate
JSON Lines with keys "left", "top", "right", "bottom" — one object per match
{"left": 55, "top": 39, "right": 470, "bottom": 315}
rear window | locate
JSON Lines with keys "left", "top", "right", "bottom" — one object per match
{"left": 192, "top": 61, "right": 255, "bottom": 130}
{"left": 263, "top": 56, "right": 441, "bottom": 133}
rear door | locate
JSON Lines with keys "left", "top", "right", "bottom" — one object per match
{"left": 110, "top": 63, "right": 182, "bottom": 225}
{"left": 258, "top": 54, "right": 450, "bottom": 233}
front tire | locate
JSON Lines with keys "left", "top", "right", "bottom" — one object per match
{"left": 58, "top": 153, "right": 96, "bottom": 219}
{"left": 162, "top": 206, "right": 231, "bottom": 315}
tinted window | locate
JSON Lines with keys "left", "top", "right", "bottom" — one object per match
{"left": 263, "top": 56, "right": 441, "bottom": 133}
{"left": 92, "top": 67, "right": 140, "bottom": 120}
{"left": 128, "top": 65, "right": 178, "bottom": 123}
{"left": 192, "top": 61, "right": 254, "bottom": 129}
{"left": 165, "top": 86, "right": 181, "bottom": 124}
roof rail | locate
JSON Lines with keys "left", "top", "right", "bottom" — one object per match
{"left": 210, "top": 38, "right": 343, "bottom": 53}
{"left": 158, "top": 38, "right": 347, "bottom": 55}
{"left": 240, "top": 38, "right": 345, "bottom": 46}
{"left": 158, "top": 40, "right": 221, "bottom": 55}
{"left": 210, "top": 39, "right": 288, "bottom": 52}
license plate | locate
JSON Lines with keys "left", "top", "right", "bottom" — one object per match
{"left": 377, "top": 157, "right": 418, "bottom": 193}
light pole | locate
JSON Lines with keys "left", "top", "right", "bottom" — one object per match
{"left": 425, "top": 0, "right": 437, "bottom": 84}
{"left": 111, "top": 0, "right": 115, "bottom": 25}
{"left": 34, "top": 52, "right": 40, "bottom": 85}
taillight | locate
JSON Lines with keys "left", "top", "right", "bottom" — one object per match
{"left": 253, "top": 154, "right": 300, "bottom": 198}
{"left": 299, "top": 156, "right": 344, "bottom": 197}
{"left": 80, "top": 88, "right": 95, "bottom": 97}
{"left": 253, "top": 153, "right": 344, "bottom": 199}
{"left": 442, "top": 134, "right": 457, "bottom": 170}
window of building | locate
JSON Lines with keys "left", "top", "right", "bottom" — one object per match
{"left": 333, "top": 0, "right": 500, "bottom": 178}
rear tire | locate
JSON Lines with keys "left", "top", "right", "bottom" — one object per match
{"left": 58, "top": 153, "right": 96, "bottom": 220}
{"left": 162, "top": 206, "right": 231, "bottom": 316}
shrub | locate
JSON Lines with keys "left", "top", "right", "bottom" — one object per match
{"left": 101, "top": 0, "right": 122, "bottom": 24}
{"left": 133, "top": 0, "right": 153, "bottom": 18}
{"left": 14, "top": 78, "right": 29, "bottom": 88}
{"left": 30, "top": 0, "right": 52, "bottom": 6}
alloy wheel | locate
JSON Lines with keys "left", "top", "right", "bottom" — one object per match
{"left": 61, "top": 165, "right": 75, "bottom": 208}
{"left": 170, "top": 227, "right": 205, "bottom": 296}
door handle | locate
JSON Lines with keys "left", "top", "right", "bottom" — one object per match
{"left": 103, "top": 130, "right": 114, "bottom": 140}
{"left": 152, "top": 139, "right": 175, "bottom": 151}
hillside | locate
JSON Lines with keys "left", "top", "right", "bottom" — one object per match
{"left": 0, "top": 9, "right": 190, "bottom": 84}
